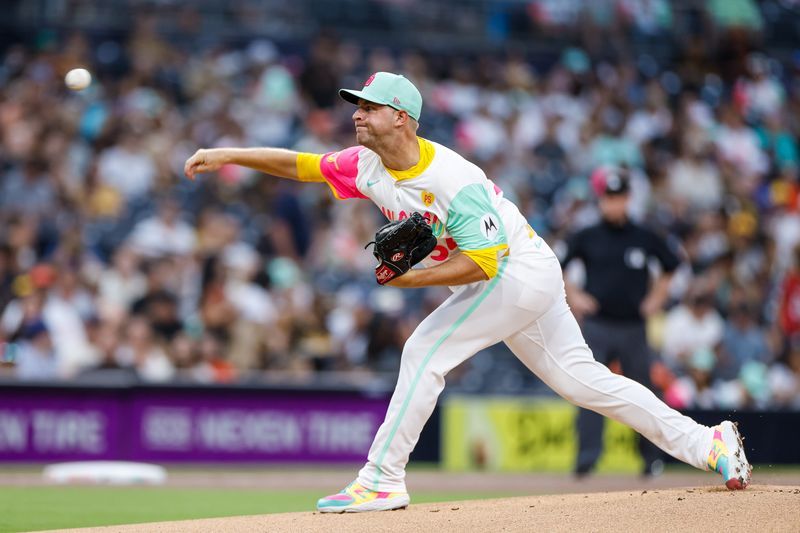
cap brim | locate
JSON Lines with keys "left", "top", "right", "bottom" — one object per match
{"left": 339, "top": 88, "right": 391, "bottom": 107}
{"left": 604, "top": 185, "right": 630, "bottom": 195}
{"left": 339, "top": 87, "right": 420, "bottom": 121}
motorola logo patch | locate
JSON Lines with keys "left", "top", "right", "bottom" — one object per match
{"left": 480, "top": 214, "right": 499, "bottom": 241}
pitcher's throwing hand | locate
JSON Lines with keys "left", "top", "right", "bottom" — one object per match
{"left": 184, "top": 149, "right": 227, "bottom": 180}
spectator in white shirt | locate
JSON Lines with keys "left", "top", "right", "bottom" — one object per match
{"left": 127, "top": 196, "right": 197, "bottom": 258}
{"left": 98, "top": 247, "right": 148, "bottom": 322}
{"left": 14, "top": 320, "right": 59, "bottom": 380}
{"left": 667, "top": 137, "right": 724, "bottom": 211}
{"left": 97, "top": 131, "right": 157, "bottom": 200}
{"left": 114, "top": 315, "right": 175, "bottom": 382}
{"left": 662, "top": 282, "right": 725, "bottom": 372}
{"left": 714, "top": 104, "right": 769, "bottom": 180}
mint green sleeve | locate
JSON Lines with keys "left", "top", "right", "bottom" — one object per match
{"left": 445, "top": 184, "right": 508, "bottom": 251}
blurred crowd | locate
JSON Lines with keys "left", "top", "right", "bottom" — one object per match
{"left": 1, "top": 1, "right": 800, "bottom": 410}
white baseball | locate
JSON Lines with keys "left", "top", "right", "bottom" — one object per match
{"left": 65, "top": 68, "right": 92, "bottom": 90}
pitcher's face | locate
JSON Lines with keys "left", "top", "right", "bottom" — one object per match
{"left": 352, "top": 99, "right": 399, "bottom": 147}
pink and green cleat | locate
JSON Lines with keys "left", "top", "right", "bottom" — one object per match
{"left": 707, "top": 421, "right": 752, "bottom": 490}
{"left": 317, "top": 481, "right": 410, "bottom": 513}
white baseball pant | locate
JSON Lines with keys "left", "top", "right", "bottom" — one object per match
{"left": 357, "top": 244, "right": 714, "bottom": 493}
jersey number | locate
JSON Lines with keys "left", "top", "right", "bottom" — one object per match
{"left": 430, "top": 238, "right": 458, "bottom": 261}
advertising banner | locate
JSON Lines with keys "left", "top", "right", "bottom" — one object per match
{"left": 0, "top": 387, "right": 389, "bottom": 463}
{"left": 129, "top": 392, "right": 388, "bottom": 462}
{"left": 0, "top": 390, "right": 124, "bottom": 462}
{"left": 443, "top": 395, "right": 642, "bottom": 473}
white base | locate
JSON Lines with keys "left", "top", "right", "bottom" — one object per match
{"left": 43, "top": 461, "right": 167, "bottom": 485}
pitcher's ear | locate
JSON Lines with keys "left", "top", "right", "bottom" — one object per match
{"left": 395, "top": 109, "right": 409, "bottom": 127}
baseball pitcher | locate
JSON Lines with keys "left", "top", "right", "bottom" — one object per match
{"left": 184, "top": 72, "right": 751, "bottom": 513}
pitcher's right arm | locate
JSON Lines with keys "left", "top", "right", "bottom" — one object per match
{"left": 184, "top": 147, "right": 324, "bottom": 183}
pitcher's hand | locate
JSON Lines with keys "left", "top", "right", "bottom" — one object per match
{"left": 184, "top": 149, "right": 227, "bottom": 180}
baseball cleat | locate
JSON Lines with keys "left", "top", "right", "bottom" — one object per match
{"left": 317, "top": 480, "right": 410, "bottom": 513}
{"left": 707, "top": 421, "right": 752, "bottom": 490}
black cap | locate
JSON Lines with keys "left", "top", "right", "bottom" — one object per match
{"left": 591, "top": 167, "right": 630, "bottom": 196}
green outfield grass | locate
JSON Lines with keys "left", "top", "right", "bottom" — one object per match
{"left": 0, "top": 486, "right": 515, "bottom": 533}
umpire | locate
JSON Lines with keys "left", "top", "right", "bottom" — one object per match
{"left": 560, "top": 167, "right": 681, "bottom": 477}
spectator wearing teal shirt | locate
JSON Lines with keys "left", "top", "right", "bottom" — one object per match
{"left": 756, "top": 113, "right": 799, "bottom": 172}
{"left": 589, "top": 111, "right": 643, "bottom": 169}
{"left": 708, "top": 0, "right": 764, "bottom": 31}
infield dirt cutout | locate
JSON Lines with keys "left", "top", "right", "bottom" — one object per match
{"left": 41, "top": 484, "right": 800, "bottom": 533}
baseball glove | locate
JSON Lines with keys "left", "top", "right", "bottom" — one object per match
{"left": 366, "top": 212, "right": 438, "bottom": 285}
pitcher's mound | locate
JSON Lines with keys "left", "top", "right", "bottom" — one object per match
{"left": 42, "top": 485, "right": 800, "bottom": 533}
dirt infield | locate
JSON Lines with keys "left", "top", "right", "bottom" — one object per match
{"left": 7, "top": 468, "right": 799, "bottom": 532}
{"left": 39, "top": 484, "right": 800, "bottom": 533}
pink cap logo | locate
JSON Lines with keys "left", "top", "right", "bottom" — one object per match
{"left": 392, "top": 96, "right": 401, "bottom": 105}
{"left": 364, "top": 74, "right": 376, "bottom": 87}
{"left": 590, "top": 168, "right": 607, "bottom": 196}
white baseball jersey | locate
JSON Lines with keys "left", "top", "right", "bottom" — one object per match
{"left": 298, "top": 137, "right": 547, "bottom": 278}
{"left": 298, "top": 137, "right": 716, "bottom": 494}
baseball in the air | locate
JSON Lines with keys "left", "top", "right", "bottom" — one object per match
{"left": 65, "top": 68, "right": 92, "bottom": 91}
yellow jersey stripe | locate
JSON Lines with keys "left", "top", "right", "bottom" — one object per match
{"left": 462, "top": 244, "right": 509, "bottom": 279}
{"left": 295, "top": 153, "right": 326, "bottom": 182}
{"left": 384, "top": 137, "right": 435, "bottom": 181}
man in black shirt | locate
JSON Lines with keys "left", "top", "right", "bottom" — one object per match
{"left": 561, "top": 167, "right": 680, "bottom": 477}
